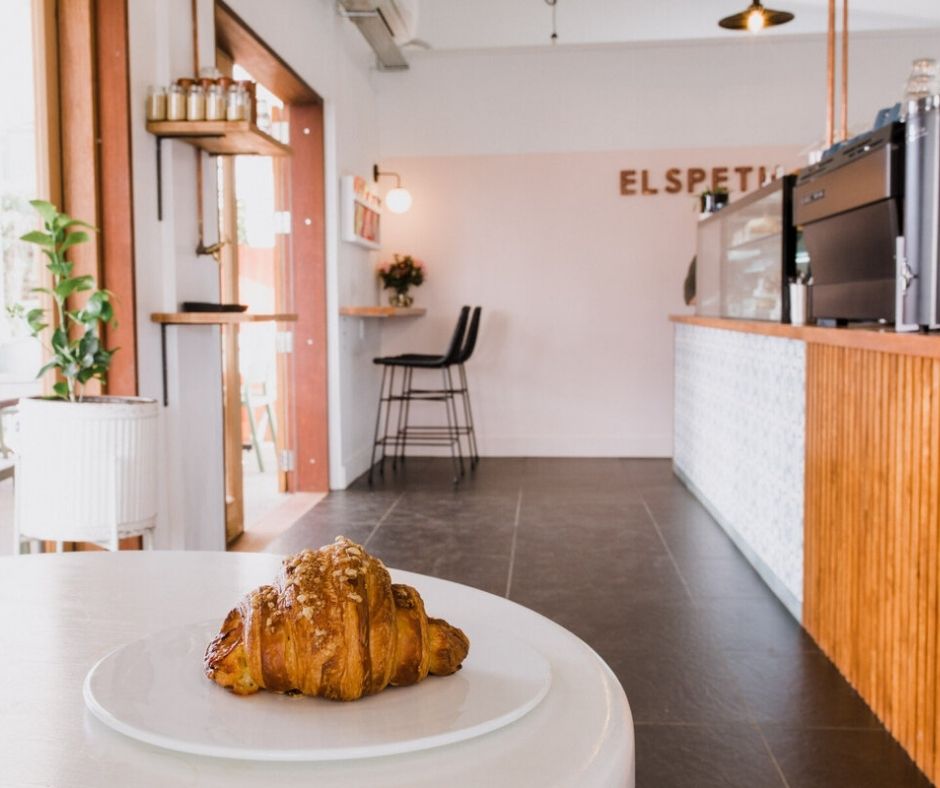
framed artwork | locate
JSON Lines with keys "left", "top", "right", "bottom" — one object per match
{"left": 341, "top": 175, "right": 382, "bottom": 249}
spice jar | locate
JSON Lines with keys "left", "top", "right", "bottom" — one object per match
{"left": 186, "top": 82, "right": 206, "bottom": 121}
{"left": 146, "top": 85, "right": 167, "bottom": 121}
{"left": 166, "top": 83, "right": 187, "bottom": 121}
{"left": 206, "top": 83, "right": 226, "bottom": 121}
{"left": 256, "top": 99, "right": 271, "bottom": 133}
{"left": 226, "top": 83, "right": 243, "bottom": 121}
{"left": 237, "top": 80, "right": 256, "bottom": 123}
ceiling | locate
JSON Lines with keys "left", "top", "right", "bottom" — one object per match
{"left": 410, "top": 0, "right": 940, "bottom": 51}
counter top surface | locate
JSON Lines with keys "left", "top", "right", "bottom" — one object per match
{"left": 671, "top": 314, "right": 940, "bottom": 359}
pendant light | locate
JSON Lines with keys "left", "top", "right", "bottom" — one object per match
{"left": 719, "top": 2, "right": 794, "bottom": 32}
{"left": 545, "top": 0, "right": 558, "bottom": 44}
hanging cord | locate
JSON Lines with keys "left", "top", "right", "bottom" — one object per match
{"left": 545, "top": 0, "right": 558, "bottom": 44}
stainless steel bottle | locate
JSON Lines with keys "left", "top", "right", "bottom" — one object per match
{"left": 903, "top": 95, "right": 940, "bottom": 329}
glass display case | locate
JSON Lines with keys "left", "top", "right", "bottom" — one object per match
{"left": 696, "top": 176, "right": 796, "bottom": 322}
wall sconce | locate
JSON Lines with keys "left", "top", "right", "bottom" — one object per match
{"left": 373, "top": 164, "right": 413, "bottom": 214}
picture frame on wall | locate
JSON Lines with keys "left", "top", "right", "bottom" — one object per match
{"left": 341, "top": 175, "right": 382, "bottom": 249}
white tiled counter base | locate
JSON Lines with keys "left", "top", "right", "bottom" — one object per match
{"left": 673, "top": 322, "right": 805, "bottom": 619}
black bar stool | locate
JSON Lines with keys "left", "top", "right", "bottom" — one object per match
{"left": 399, "top": 306, "right": 481, "bottom": 469}
{"left": 368, "top": 306, "right": 470, "bottom": 485}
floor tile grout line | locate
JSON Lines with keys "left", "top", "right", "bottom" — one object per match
{"left": 754, "top": 723, "right": 793, "bottom": 788}
{"left": 363, "top": 492, "right": 405, "bottom": 548}
{"left": 504, "top": 488, "right": 523, "bottom": 599}
{"left": 639, "top": 493, "right": 696, "bottom": 604}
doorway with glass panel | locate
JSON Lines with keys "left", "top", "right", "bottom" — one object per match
{"left": 215, "top": 2, "right": 330, "bottom": 547}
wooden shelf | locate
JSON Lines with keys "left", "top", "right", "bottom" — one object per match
{"left": 151, "top": 311, "right": 297, "bottom": 325}
{"left": 146, "top": 120, "right": 291, "bottom": 157}
{"left": 340, "top": 306, "right": 427, "bottom": 318}
{"left": 150, "top": 312, "right": 297, "bottom": 406}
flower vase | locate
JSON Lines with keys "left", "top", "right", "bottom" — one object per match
{"left": 389, "top": 291, "right": 414, "bottom": 308}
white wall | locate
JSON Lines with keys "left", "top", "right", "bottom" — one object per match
{"left": 378, "top": 146, "right": 797, "bottom": 457}
{"left": 376, "top": 29, "right": 940, "bottom": 156}
{"left": 373, "top": 28, "right": 940, "bottom": 458}
{"left": 129, "top": 0, "right": 383, "bottom": 548}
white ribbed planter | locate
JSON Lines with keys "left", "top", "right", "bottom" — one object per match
{"left": 14, "top": 396, "right": 159, "bottom": 550}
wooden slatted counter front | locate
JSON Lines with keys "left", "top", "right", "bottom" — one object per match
{"left": 671, "top": 314, "right": 940, "bottom": 783}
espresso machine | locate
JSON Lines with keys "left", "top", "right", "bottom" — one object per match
{"left": 792, "top": 123, "right": 905, "bottom": 325}
{"left": 792, "top": 100, "right": 940, "bottom": 330}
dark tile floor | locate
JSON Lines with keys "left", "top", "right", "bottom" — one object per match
{"left": 266, "top": 458, "right": 932, "bottom": 788}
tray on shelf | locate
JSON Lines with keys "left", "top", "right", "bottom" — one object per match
{"left": 181, "top": 302, "right": 248, "bottom": 313}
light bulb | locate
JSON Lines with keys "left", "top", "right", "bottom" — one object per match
{"left": 746, "top": 8, "right": 766, "bottom": 31}
{"left": 385, "top": 188, "right": 413, "bottom": 214}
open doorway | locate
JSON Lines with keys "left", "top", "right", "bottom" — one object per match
{"left": 215, "top": 2, "right": 330, "bottom": 549}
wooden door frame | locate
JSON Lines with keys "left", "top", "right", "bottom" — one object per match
{"left": 57, "top": 0, "right": 138, "bottom": 396}
{"left": 215, "top": 1, "right": 330, "bottom": 493}
{"left": 41, "top": 0, "right": 140, "bottom": 550}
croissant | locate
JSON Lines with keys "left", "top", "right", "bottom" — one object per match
{"left": 204, "top": 536, "right": 470, "bottom": 701}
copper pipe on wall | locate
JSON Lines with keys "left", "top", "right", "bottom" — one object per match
{"left": 840, "top": 0, "right": 848, "bottom": 141}
{"left": 826, "top": 0, "right": 836, "bottom": 146}
{"left": 189, "top": 0, "right": 222, "bottom": 259}
{"left": 192, "top": 0, "right": 205, "bottom": 251}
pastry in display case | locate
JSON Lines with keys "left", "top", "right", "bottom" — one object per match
{"left": 696, "top": 176, "right": 797, "bottom": 322}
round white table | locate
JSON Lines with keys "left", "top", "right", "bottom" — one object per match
{"left": 0, "top": 551, "right": 634, "bottom": 787}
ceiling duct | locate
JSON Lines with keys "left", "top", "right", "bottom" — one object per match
{"left": 338, "top": 0, "right": 418, "bottom": 71}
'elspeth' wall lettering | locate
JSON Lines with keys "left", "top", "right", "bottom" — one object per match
{"left": 619, "top": 166, "right": 778, "bottom": 196}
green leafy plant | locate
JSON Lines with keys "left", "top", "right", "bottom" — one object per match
{"left": 19, "top": 199, "right": 115, "bottom": 401}
{"left": 377, "top": 254, "right": 425, "bottom": 295}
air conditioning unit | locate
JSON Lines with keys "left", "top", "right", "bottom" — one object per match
{"left": 380, "top": 0, "right": 418, "bottom": 44}
{"left": 338, "top": 0, "right": 419, "bottom": 71}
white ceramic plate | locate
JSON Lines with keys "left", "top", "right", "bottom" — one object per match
{"left": 83, "top": 619, "right": 551, "bottom": 761}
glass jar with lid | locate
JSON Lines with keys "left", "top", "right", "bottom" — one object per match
{"left": 146, "top": 85, "right": 166, "bottom": 121}
{"left": 903, "top": 58, "right": 940, "bottom": 111}
{"left": 226, "top": 83, "right": 243, "bottom": 121}
{"left": 237, "top": 80, "right": 255, "bottom": 124}
{"left": 166, "top": 83, "right": 187, "bottom": 121}
{"left": 206, "top": 83, "right": 225, "bottom": 121}
{"left": 186, "top": 82, "right": 206, "bottom": 121}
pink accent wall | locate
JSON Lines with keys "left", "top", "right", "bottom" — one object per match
{"left": 379, "top": 145, "right": 802, "bottom": 456}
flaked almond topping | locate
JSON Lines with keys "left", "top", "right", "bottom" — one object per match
{"left": 302, "top": 607, "right": 314, "bottom": 619}
{"left": 348, "top": 592, "right": 363, "bottom": 603}
{"left": 266, "top": 601, "right": 274, "bottom": 609}
{"left": 266, "top": 616, "right": 273, "bottom": 627}
{"left": 297, "top": 593, "right": 307, "bottom": 603}
{"left": 344, "top": 568, "right": 358, "bottom": 578}
{"left": 346, "top": 546, "right": 362, "bottom": 557}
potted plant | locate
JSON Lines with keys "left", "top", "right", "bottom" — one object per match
{"left": 377, "top": 254, "right": 425, "bottom": 307}
{"left": 13, "top": 200, "right": 159, "bottom": 552}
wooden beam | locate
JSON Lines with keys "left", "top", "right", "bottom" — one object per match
{"left": 58, "top": 0, "right": 100, "bottom": 284}
{"left": 32, "top": 0, "right": 61, "bottom": 207}
{"left": 290, "top": 103, "right": 330, "bottom": 491}
{"left": 214, "top": 0, "right": 321, "bottom": 105}
{"left": 95, "top": 0, "right": 138, "bottom": 395}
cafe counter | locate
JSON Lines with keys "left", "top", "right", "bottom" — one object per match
{"left": 671, "top": 313, "right": 940, "bottom": 785}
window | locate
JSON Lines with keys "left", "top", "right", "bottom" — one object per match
{"left": 0, "top": 0, "right": 55, "bottom": 398}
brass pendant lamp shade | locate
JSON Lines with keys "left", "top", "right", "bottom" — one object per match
{"left": 719, "top": 2, "right": 794, "bottom": 31}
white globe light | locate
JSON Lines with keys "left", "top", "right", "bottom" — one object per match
{"left": 385, "top": 188, "right": 413, "bottom": 214}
